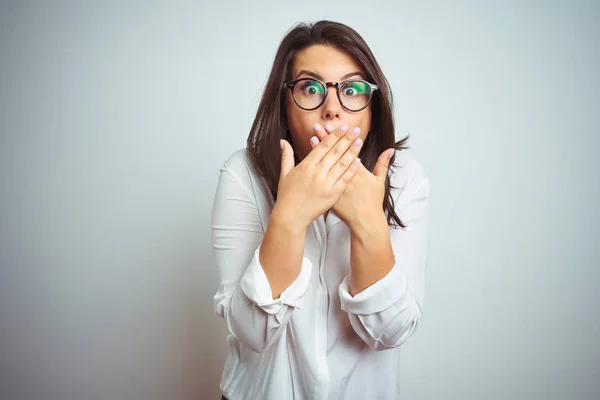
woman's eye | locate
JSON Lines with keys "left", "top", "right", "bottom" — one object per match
{"left": 343, "top": 82, "right": 368, "bottom": 96}
{"left": 304, "top": 85, "right": 321, "bottom": 95}
{"left": 299, "top": 81, "right": 323, "bottom": 95}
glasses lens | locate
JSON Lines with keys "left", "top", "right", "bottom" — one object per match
{"left": 293, "top": 79, "right": 326, "bottom": 109}
{"left": 340, "top": 81, "right": 372, "bottom": 111}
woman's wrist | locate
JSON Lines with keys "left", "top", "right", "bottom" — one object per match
{"left": 348, "top": 209, "right": 389, "bottom": 241}
{"left": 270, "top": 204, "right": 309, "bottom": 236}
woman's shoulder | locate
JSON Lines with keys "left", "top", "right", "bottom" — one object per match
{"left": 221, "top": 147, "right": 251, "bottom": 172}
{"left": 220, "top": 147, "right": 264, "bottom": 181}
{"left": 384, "top": 151, "right": 430, "bottom": 220}
{"left": 386, "top": 150, "right": 429, "bottom": 208}
{"left": 216, "top": 148, "right": 254, "bottom": 189}
{"left": 219, "top": 147, "right": 272, "bottom": 199}
{"left": 388, "top": 150, "right": 428, "bottom": 186}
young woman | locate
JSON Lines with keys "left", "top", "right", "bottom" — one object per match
{"left": 212, "top": 20, "right": 430, "bottom": 400}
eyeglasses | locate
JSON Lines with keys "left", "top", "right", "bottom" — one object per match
{"left": 283, "top": 77, "right": 379, "bottom": 112}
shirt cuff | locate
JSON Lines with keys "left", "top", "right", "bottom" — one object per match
{"left": 240, "top": 245, "right": 313, "bottom": 315}
{"left": 338, "top": 261, "right": 408, "bottom": 315}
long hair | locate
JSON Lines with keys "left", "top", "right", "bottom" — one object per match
{"left": 247, "top": 20, "right": 409, "bottom": 228}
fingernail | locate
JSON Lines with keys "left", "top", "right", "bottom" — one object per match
{"left": 354, "top": 138, "right": 363, "bottom": 147}
{"left": 310, "top": 136, "right": 319, "bottom": 145}
{"left": 280, "top": 139, "right": 284, "bottom": 150}
{"left": 340, "top": 125, "right": 348, "bottom": 133}
{"left": 353, "top": 158, "right": 361, "bottom": 165}
{"left": 387, "top": 149, "right": 394, "bottom": 159}
{"left": 313, "top": 123, "right": 322, "bottom": 131}
{"left": 325, "top": 124, "right": 333, "bottom": 133}
{"left": 352, "top": 127, "right": 361, "bottom": 135}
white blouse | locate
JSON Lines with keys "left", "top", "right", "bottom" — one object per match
{"left": 212, "top": 148, "right": 430, "bottom": 400}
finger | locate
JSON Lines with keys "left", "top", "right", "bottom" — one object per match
{"left": 333, "top": 157, "right": 361, "bottom": 193}
{"left": 279, "top": 139, "right": 295, "bottom": 180}
{"left": 303, "top": 124, "right": 350, "bottom": 166}
{"left": 310, "top": 136, "right": 319, "bottom": 149}
{"left": 373, "top": 148, "right": 394, "bottom": 179}
{"left": 318, "top": 126, "right": 361, "bottom": 172}
{"left": 326, "top": 132, "right": 363, "bottom": 182}
{"left": 313, "top": 123, "right": 327, "bottom": 142}
{"left": 309, "top": 123, "right": 326, "bottom": 150}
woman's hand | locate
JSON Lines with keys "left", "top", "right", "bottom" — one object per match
{"left": 274, "top": 124, "right": 364, "bottom": 231}
{"left": 309, "top": 125, "right": 394, "bottom": 230}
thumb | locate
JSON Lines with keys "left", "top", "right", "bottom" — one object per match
{"left": 279, "top": 139, "right": 295, "bottom": 180}
{"left": 373, "top": 148, "right": 394, "bottom": 179}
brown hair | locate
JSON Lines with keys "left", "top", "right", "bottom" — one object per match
{"left": 247, "top": 20, "right": 409, "bottom": 228}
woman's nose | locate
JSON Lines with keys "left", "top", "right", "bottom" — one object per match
{"left": 321, "top": 87, "right": 342, "bottom": 120}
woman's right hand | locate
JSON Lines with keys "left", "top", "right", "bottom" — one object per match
{"left": 273, "top": 124, "right": 364, "bottom": 231}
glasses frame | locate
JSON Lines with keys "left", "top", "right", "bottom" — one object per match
{"left": 283, "top": 77, "right": 379, "bottom": 112}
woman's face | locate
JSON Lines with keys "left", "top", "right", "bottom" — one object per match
{"left": 286, "top": 44, "right": 372, "bottom": 161}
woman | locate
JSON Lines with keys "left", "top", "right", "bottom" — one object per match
{"left": 212, "top": 20, "right": 430, "bottom": 400}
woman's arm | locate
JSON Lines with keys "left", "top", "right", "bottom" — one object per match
{"left": 212, "top": 152, "right": 312, "bottom": 353}
{"left": 259, "top": 205, "right": 309, "bottom": 299}
{"left": 339, "top": 159, "right": 430, "bottom": 350}
{"left": 347, "top": 210, "right": 395, "bottom": 296}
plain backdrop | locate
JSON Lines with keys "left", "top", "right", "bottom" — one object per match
{"left": 1, "top": 1, "right": 599, "bottom": 399}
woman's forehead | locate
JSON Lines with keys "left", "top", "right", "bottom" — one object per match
{"left": 292, "top": 45, "right": 364, "bottom": 80}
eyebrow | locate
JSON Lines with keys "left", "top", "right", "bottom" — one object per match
{"left": 296, "top": 69, "right": 364, "bottom": 81}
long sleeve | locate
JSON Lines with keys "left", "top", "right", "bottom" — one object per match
{"left": 211, "top": 152, "right": 313, "bottom": 353}
{"left": 338, "top": 159, "right": 430, "bottom": 350}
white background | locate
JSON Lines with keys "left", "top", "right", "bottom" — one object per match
{"left": 1, "top": 1, "right": 598, "bottom": 399}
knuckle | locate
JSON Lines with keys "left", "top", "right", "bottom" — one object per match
{"left": 343, "top": 133, "right": 354, "bottom": 143}
{"left": 335, "top": 128, "right": 346, "bottom": 138}
{"left": 337, "top": 159, "right": 347, "bottom": 169}
{"left": 320, "top": 140, "right": 332, "bottom": 150}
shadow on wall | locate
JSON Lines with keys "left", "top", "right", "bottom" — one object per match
{"left": 183, "top": 240, "right": 228, "bottom": 400}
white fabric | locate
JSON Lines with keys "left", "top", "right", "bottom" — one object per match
{"left": 212, "top": 148, "right": 430, "bottom": 400}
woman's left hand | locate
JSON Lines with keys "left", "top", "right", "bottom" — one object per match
{"left": 309, "top": 125, "right": 394, "bottom": 229}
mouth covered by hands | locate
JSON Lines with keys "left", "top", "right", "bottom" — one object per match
{"left": 308, "top": 122, "right": 394, "bottom": 228}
